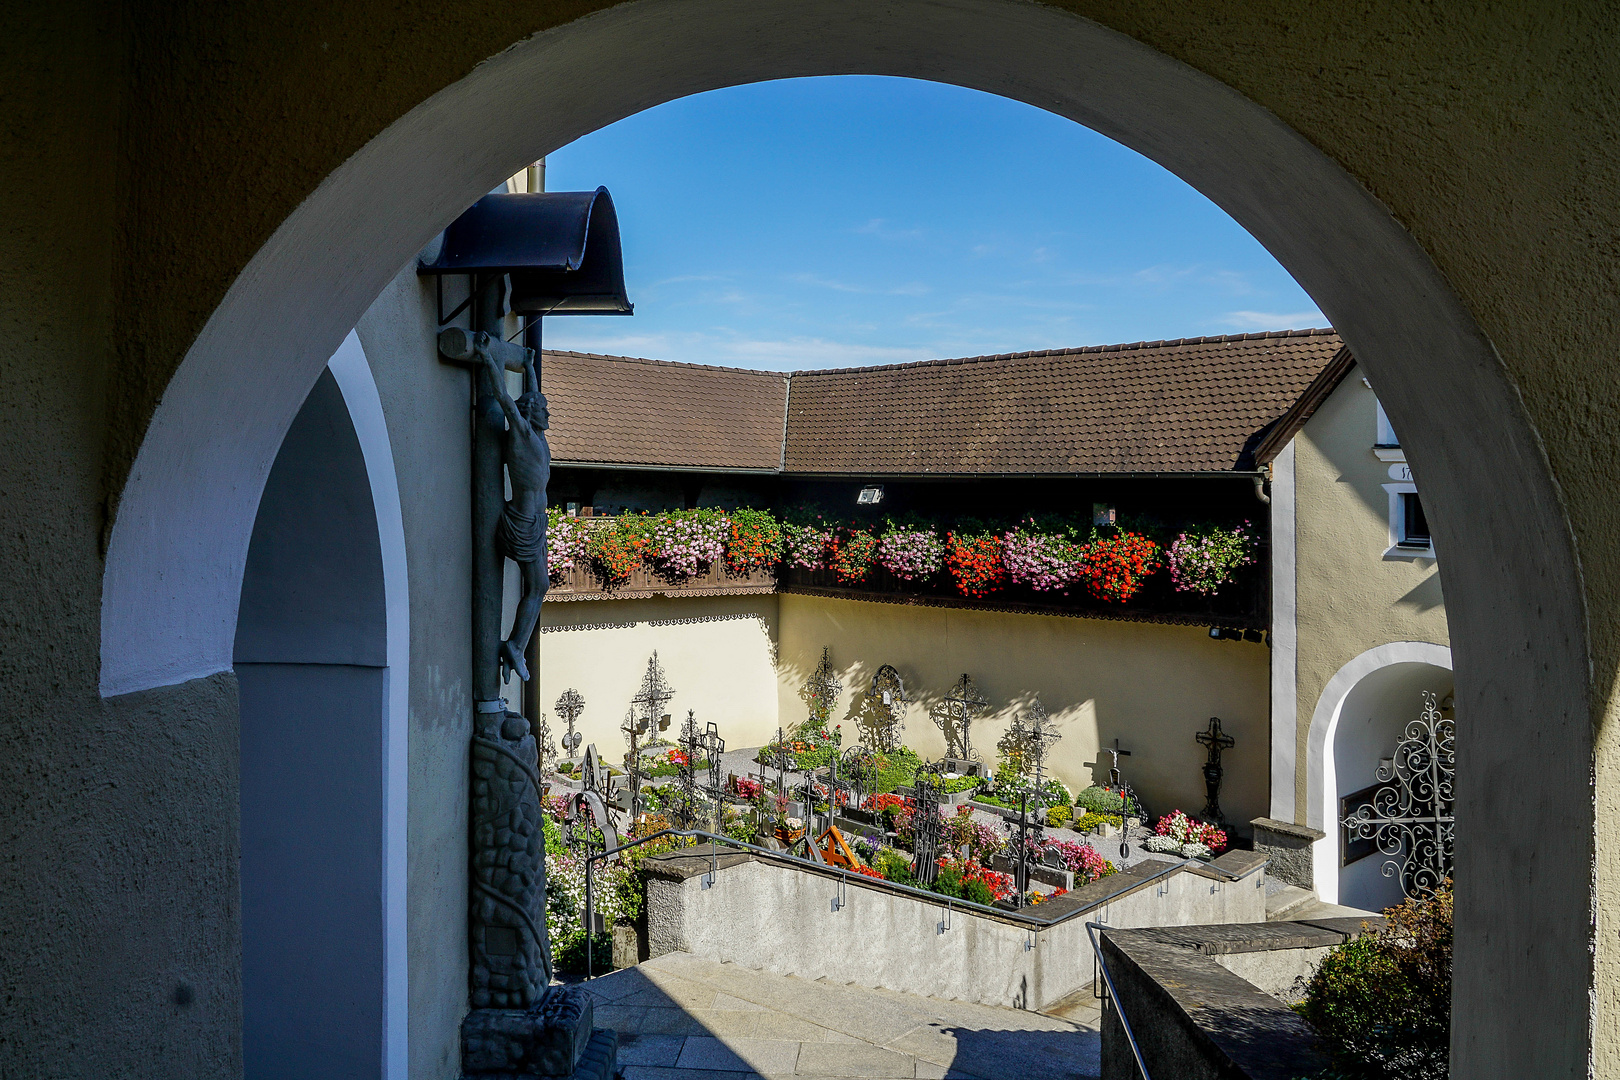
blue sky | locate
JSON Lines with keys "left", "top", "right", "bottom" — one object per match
{"left": 543, "top": 76, "right": 1323, "bottom": 371}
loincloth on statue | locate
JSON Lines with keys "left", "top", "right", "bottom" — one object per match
{"left": 496, "top": 504, "right": 544, "bottom": 564}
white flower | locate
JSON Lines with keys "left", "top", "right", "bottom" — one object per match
{"left": 1180, "top": 841, "right": 1212, "bottom": 860}
{"left": 1143, "top": 834, "right": 1181, "bottom": 854}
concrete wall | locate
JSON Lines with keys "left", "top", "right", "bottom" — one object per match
{"left": 647, "top": 856, "right": 1264, "bottom": 1011}
{"left": 537, "top": 595, "right": 783, "bottom": 757}
{"left": 1289, "top": 370, "right": 1449, "bottom": 822}
{"left": 778, "top": 593, "right": 1270, "bottom": 826}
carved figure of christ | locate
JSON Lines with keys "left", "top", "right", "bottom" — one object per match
{"left": 476, "top": 338, "right": 550, "bottom": 684}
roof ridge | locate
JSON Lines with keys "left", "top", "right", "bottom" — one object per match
{"left": 787, "top": 328, "right": 1339, "bottom": 377}
{"left": 542, "top": 348, "right": 787, "bottom": 379}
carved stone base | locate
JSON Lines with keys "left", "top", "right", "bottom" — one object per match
{"left": 462, "top": 985, "right": 616, "bottom": 1078}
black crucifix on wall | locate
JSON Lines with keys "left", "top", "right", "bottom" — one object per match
{"left": 1196, "top": 716, "right": 1236, "bottom": 826}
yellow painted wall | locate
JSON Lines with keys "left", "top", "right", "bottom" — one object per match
{"left": 535, "top": 594, "right": 782, "bottom": 763}
{"left": 1291, "top": 367, "right": 1449, "bottom": 818}
{"left": 776, "top": 593, "right": 1270, "bottom": 828}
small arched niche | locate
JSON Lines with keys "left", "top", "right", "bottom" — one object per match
{"left": 234, "top": 366, "right": 388, "bottom": 1080}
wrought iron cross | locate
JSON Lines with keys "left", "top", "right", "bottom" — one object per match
{"left": 1195, "top": 717, "right": 1235, "bottom": 824}
{"left": 673, "top": 710, "right": 704, "bottom": 829}
{"left": 867, "top": 664, "right": 907, "bottom": 754}
{"left": 910, "top": 763, "right": 946, "bottom": 887}
{"left": 555, "top": 687, "right": 585, "bottom": 759}
{"left": 624, "top": 652, "right": 676, "bottom": 823}
{"left": 806, "top": 646, "right": 843, "bottom": 729}
{"left": 700, "top": 720, "right": 727, "bottom": 832}
{"left": 932, "top": 673, "right": 990, "bottom": 761}
{"left": 1000, "top": 694, "right": 1060, "bottom": 789}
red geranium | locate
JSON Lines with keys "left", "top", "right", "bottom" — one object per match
{"left": 829, "top": 528, "right": 878, "bottom": 584}
{"left": 944, "top": 532, "right": 1006, "bottom": 598}
{"left": 1076, "top": 532, "right": 1161, "bottom": 603}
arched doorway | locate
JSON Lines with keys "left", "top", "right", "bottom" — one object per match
{"left": 1308, "top": 644, "right": 1454, "bottom": 909}
{"left": 96, "top": 3, "right": 1592, "bottom": 1075}
{"left": 233, "top": 334, "right": 408, "bottom": 1079}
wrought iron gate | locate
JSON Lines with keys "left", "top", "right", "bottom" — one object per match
{"left": 1344, "top": 690, "right": 1454, "bottom": 900}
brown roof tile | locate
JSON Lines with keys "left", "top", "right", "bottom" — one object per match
{"left": 541, "top": 350, "right": 788, "bottom": 471}
{"left": 541, "top": 329, "right": 1344, "bottom": 475}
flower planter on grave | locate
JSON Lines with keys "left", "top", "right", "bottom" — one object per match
{"left": 775, "top": 825, "right": 805, "bottom": 844}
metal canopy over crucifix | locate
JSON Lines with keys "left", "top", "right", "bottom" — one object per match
{"left": 555, "top": 687, "right": 585, "bottom": 759}
{"left": 931, "top": 673, "right": 990, "bottom": 762}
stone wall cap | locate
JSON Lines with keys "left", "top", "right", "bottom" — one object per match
{"left": 641, "top": 844, "right": 755, "bottom": 881}
{"left": 1187, "top": 848, "right": 1268, "bottom": 880}
{"left": 1123, "top": 920, "right": 1346, "bottom": 955}
{"left": 1251, "top": 816, "right": 1327, "bottom": 842}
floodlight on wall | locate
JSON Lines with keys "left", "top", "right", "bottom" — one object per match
{"left": 418, "top": 186, "right": 633, "bottom": 324}
{"left": 857, "top": 486, "right": 884, "bottom": 505}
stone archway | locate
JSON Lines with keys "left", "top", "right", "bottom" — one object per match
{"left": 96, "top": 2, "right": 1592, "bottom": 1075}
{"left": 1306, "top": 642, "right": 1454, "bottom": 908}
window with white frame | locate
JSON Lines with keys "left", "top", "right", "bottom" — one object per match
{"left": 1375, "top": 398, "right": 1399, "bottom": 448}
{"left": 1383, "top": 482, "right": 1433, "bottom": 557}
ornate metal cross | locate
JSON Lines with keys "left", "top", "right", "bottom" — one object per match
{"left": 910, "top": 763, "right": 946, "bottom": 887}
{"left": 999, "top": 694, "right": 1061, "bottom": 789}
{"left": 555, "top": 687, "right": 585, "bottom": 759}
{"left": 623, "top": 651, "right": 676, "bottom": 823}
{"left": 673, "top": 710, "right": 703, "bottom": 829}
{"left": 700, "top": 720, "right": 727, "bottom": 831}
{"left": 932, "top": 673, "right": 990, "bottom": 761}
{"left": 1195, "top": 716, "right": 1235, "bottom": 824}
{"left": 866, "top": 664, "right": 907, "bottom": 753}
{"left": 805, "top": 646, "right": 843, "bottom": 729}
{"left": 1346, "top": 691, "right": 1455, "bottom": 900}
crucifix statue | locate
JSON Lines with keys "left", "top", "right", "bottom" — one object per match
{"left": 438, "top": 290, "right": 554, "bottom": 1009}
{"left": 1196, "top": 716, "right": 1235, "bottom": 825}
{"left": 931, "top": 673, "right": 990, "bottom": 762}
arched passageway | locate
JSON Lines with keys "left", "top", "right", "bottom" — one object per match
{"left": 1307, "top": 644, "right": 1454, "bottom": 910}
{"left": 96, "top": 3, "right": 1593, "bottom": 1075}
{"left": 233, "top": 335, "right": 408, "bottom": 1079}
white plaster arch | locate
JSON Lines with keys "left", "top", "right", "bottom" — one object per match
{"left": 324, "top": 332, "right": 410, "bottom": 1080}
{"left": 95, "top": 1, "right": 1592, "bottom": 1074}
{"left": 1306, "top": 641, "right": 1453, "bottom": 904}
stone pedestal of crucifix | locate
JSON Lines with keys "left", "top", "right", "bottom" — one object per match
{"left": 441, "top": 282, "right": 613, "bottom": 1080}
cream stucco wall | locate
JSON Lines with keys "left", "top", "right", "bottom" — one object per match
{"left": 536, "top": 595, "right": 783, "bottom": 762}
{"left": 1290, "top": 366, "right": 1449, "bottom": 825}
{"left": 776, "top": 593, "right": 1270, "bottom": 828}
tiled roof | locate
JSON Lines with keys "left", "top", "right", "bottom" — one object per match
{"left": 541, "top": 350, "right": 788, "bottom": 471}
{"left": 541, "top": 329, "right": 1344, "bottom": 475}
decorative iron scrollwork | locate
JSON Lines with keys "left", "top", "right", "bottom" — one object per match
{"left": 1346, "top": 690, "right": 1455, "bottom": 900}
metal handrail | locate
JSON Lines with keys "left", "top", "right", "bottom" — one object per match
{"left": 1087, "top": 920, "right": 1152, "bottom": 1080}
{"left": 577, "top": 827, "right": 1206, "bottom": 977}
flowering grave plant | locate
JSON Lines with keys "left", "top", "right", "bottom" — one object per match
{"left": 1153, "top": 809, "right": 1228, "bottom": 855}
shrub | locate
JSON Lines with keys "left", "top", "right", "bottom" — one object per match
{"left": 1295, "top": 886, "right": 1452, "bottom": 1080}
{"left": 1046, "top": 804, "right": 1074, "bottom": 828}
{"left": 1076, "top": 786, "right": 1126, "bottom": 815}
{"left": 1072, "top": 811, "right": 1123, "bottom": 833}
{"left": 1042, "top": 780, "right": 1071, "bottom": 807}
{"left": 551, "top": 928, "right": 612, "bottom": 973}
{"left": 873, "top": 847, "right": 917, "bottom": 887}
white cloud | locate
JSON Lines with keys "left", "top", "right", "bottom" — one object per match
{"left": 539, "top": 328, "right": 934, "bottom": 371}
{"left": 1220, "top": 309, "right": 1328, "bottom": 330}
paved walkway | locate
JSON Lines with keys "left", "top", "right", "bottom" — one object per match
{"left": 583, "top": 952, "right": 1102, "bottom": 1080}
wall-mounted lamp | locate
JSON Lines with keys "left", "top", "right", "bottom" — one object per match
{"left": 857, "top": 486, "right": 884, "bottom": 506}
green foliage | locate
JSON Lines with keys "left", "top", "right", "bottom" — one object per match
{"left": 551, "top": 929, "right": 613, "bottom": 974}
{"left": 1041, "top": 780, "right": 1071, "bottom": 806}
{"left": 871, "top": 745, "right": 924, "bottom": 794}
{"left": 873, "top": 847, "right": 917, "bottom": 887}
{"left": 942, "top": 774, "right": 983, "bottom": 794}
{"left": 1075, "top": 786, "right": 1126, "bottom": 815}
{"left": 1295, "top": 886, "right": 1452, "bottom": 1080}
{"left": 961, "top": 876, "right": 995, "bottom": 906}
{"left": 1072, "top": 811, "right": 1124, "bottom": 833}
{"left": 932, "top": 861, "right": 965, "bottom": 899}
{"left": 542, "top": 815, "right": 566, "bottom": 858}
